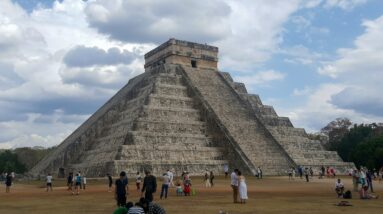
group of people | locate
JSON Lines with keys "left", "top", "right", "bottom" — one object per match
{"left": 351, "top": 167, "right": 380, "bottom": 199}
{"left": 230, "top": 169, "right": 248, "bottom": 204}
{"left": 66, "top": 171, "right": 86, "bottom": 195}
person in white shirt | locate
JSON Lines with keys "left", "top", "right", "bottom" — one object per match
{"left": 136, "top": 171, "right": 142, "bottom": 191}
{"left": 335, "top": 178, "right": 344, "bottom": 197}
{"left": 82, "top": 176, "right": 87, "bottom": 190}
{"left": 160, "top": 173, "right": 170, "bottom": 199}
{"left": 224, "top": 164, "right": 229, "bottom": 179}
{"left": 167, "top": 169, "right": 174, "bottom": 187}
{"left": 231, "top": 169, "right": 239, "bottom": 203}
{"left": 46, "top": 173, "right": 53, "bottom": 192}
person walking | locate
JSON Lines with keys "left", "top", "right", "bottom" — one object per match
{"left": 46, "top": 173, "right": 53, "bottom": 192}
{"left": 160, "top": 172, "right": 170, "bottom": 199}
{"left": 141, "top": 170, "right": 157, "bottom": 202}
{"left": 231, "top": 169, "right": 239, "bottom": 203}
{"left": 115, "top": 171, "right": 129, "bottom": 207}
{"left": 74, "top": 173, "right": 81, "bottom": 195}
{"left": 67, "top": 172, "right": 73, "bottom": 193}
{"left": 238, "top": 171, "right": 248, "bottom": 204}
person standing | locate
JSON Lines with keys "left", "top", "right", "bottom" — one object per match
{"left": 46, "top": 173, "right": 53, "bottom": 192}
{"left": 5, "top": 172, "right": 12, "bottom": 193}
{"left": 304, "top": 168, "right": 310, "bottom": 182}
{"left": 298, "top": 166, "right": 303, "bottom": 179}
{"left": 204, "top": 172, "right": 211, "bottom": 187}
{"left": 257, "top": 167, "right": 262, "bottom": 179}
{"left": 224, "top": 164, "right": 229, "bottom": 179}
{"left": 209, "top": 171, "right": 215, "bottom": 187}
{"left": 366, "top": 170, "right": 374, "bottom": 193}
{"left": 82, "top": 175, "right": 87, "bottom": 190}
{"left": 115, "top": 171, "right": 129, "bottom": 207}
{"left": 320, "top": 166, "right": 325, "bottom": 179}
{"left": 160, "top": 172, "right": 170, "bottom": 199}
{"left": 107, "top": 173, "right": 113, "bottom": 192}
{"left": 136, "top": 171, "right": 142, "bottom": 191}
{"left": 167, "top": 169, "right": 174, "bottom": 187}
{"left": 288, "top": 167, "right": 293, "bottom": 180}
{"left": 352, "top": 169, "right": 360, "bottom": 192}
{"left": 238, "top": 171, "right": 248, "bottom": 204}
{"left": 231, "top": 169, "right": 239, "bottom": 203}
{"left": 141, "top": 170, "right": 157, "bottom": 202}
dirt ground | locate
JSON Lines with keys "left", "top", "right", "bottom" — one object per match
{"left": 0, "top": 175, "right": 381, "bottom": 214}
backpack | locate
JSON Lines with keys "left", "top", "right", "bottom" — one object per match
{"left": 343, "top": 190, "right": 352, "bottom": 199}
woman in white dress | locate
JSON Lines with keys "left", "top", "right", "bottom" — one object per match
{"left": 238, "top": 171, "right": 248, "bottom": 204}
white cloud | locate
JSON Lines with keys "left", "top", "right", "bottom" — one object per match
{"left": 234, "top": 70, "right": 286, "bottom": 86}
{"left": 324, "top": 0, "right": 368, "bottom": 10}
{"left": 292, "top": 86, "right": 312, "bottom": 96}
{"left": 283, "top": 15, "right": 383, "bottom": 131}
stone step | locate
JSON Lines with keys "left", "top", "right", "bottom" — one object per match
{"left": 267, "top": 126, "right": 307, "bottom": 137}
{"left": 127, "top": 131, "right": 211, "bottom": 147}
{"left": 261, "top": 116, "right": 293, "bottom": 127}
{"left": 133, "top": 119, "right": 206, "bottom": 134}
{"left": 119, "top": 145, "right": 224, "bottom": 161}
{"left": 140, "top": 106, "right": 201, "bottom": 122}
{"left": 113, "top": 159, "right": 228, "bottom": 176}
{"left": 153, "top": 83, "right": 189, "bottom": 97}
{"left": 156, "top": 73, "right": 184, "bottom": 86}
{"left": 148, "top": 94, "right": 194, "bottom": 108}
{"left": 258, "top": 105, "right": 277, "bottom": 117}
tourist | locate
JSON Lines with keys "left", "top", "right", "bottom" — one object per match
{"left": 360, "top": 168, "right": 367, "bottom": 186}
{"left": 78, "top": 171, "right": 82, "bottom": 189}
{"left": 359, "top": 185, "right": 379, "bottom": 199}
{"left": 167, "top": 169, "right": 174, "bottom": 187}
{"left": 298, "top": 166, "right": 303, "bottom": 179}
{"left": 257, "top": 167, "right": 262, "bottom": 179}
{"left": 326, "top": 166, "right": 330, "bottom": 177}
{"left": 210, "top": 171, "right": 215, "bottom": 187}
{"left": 136, "top": 171, "right": 142, "bottom": 191}
{"left": 107, "top": 173, "right": 113, "bottom": 192}
{"left": 141, "top": 170, "right": 157, "bottom": 202}
{"left": 67, "top": 172, "right": 73, "bottom": 193}
{"left": 127, "top": 202, "right": 145, "bottom": 214}
{"left": 204, "top": 172, "right": 211, "bottom": 187}
{"left": 82, "top": 175, "right": 87, "bottom": 190}
{"left": 352, "top": 169, "right": 360, "bottom": 192}
{"left": 115, "top": 171, "right": 129, "bottom": 207}
{"left": 231, "top": 169, "right": 239, "bottom": 203}
{"left": 160, "top": 172, "right": 170, "bottom": 199}
{"left": 238, "top": 171, "right": 248, "bottom": 204}
{"left": 309, "top": 167, "right": 314, "bottom": 177}
{"left": 5, "top": 172, "right": 12, "bottom": 193}
{"left": 292, "top": 167, "right": 296, "bottom": 178}
{"left": 140, "top": 197, "right": 166, "bottom": 214}
{"left": 304, "top": 167, "right": 310, "bottom": 182}
{"left": 366, "top": 170, "right": 374, "bottom": 193}
{"left": 320, "top": 165, "right": 325, "bottom": 179}
{"left": 175, "top": 180, "right": 183, "bottom": 196}
{"left": 224, "top": 164, "right": 229, "bottom": 179}
{"left": 288, "top": 167, "right": 294, "bottom": 180}
{"left": 74, "top": 173, "right": 81, "bottom": 195}
{"left": 335, "top": 179, "right": 344, "bottom": 198}
{"left": 46, "top": 173, "right": 53, "bottom": 192}
{"left": 183, "top": 179, "right": 191, "bottom": 196}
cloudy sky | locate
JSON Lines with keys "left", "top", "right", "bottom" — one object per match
{"left": 1, "top": 0, "right": 383, "bottom": 149}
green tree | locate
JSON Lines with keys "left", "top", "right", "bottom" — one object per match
{"left": 0, "top": 150, "right": 27, "bottom": 173}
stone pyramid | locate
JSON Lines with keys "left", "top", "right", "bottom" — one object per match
{"left": 30, "top": 39, "right": 354, "bottom": 177}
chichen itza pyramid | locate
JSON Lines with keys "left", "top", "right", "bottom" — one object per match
{"left": 30, "top": 39, "right": 354, "bottom": 177}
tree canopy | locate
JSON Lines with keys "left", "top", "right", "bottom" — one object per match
{"left": 321, "top": 119, "right": 383, "bottom": 169}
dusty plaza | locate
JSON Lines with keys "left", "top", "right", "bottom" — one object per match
{"left": 1, "top": 176, "right": 382, "bottom": 214}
